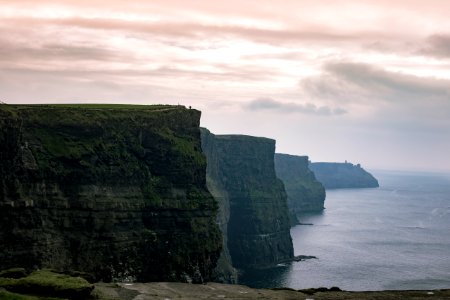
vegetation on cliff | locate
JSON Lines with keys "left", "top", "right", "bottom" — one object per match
{"left": 0, "top": 104, "right": 222, "bottom": 283}
{"left": 274, "top": 153, "right": 326, "bottom": 222}
{"left": 0, "top": 269, "right": 92, "bottom": 299}
{"left": 309, "top": 162, "right": 379, "bottom": 189}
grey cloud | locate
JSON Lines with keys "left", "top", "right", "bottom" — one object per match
{"left": 419, "top": 35, "right": 450, "bottom": 58}
{"left": 303, "top": 62, "right": 450, "bottom": 102}
{"left": 246, "top": 97, "right": 347, "bottom": 116}
{"left": 301, "top": 62, "right": 450, "bottom": 123}
{"left": 332, "top": 62, "right": 449, "bottom": 100}
{"left": 0, "top": 42, "right": 119, "bottom": 62}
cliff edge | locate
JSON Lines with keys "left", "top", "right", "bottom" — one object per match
{"left": 201, "top": 129, "right": 293, "bottom": 271}
{"left": 0, "top": 104, "right": 222, "bottom": 282}
{"left": 309, "top": 162, "right": 379, "bottom": 189}
{"left": 274, "top": 154, "right": 326, "bottom": 221}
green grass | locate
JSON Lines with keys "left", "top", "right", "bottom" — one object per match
{"left": 0, "top": 289, "right": 60, "bottom": 300}
{"left": 0, "top": 268, "right": 27, "bottom": 279}
{"left": 2, "top": 103, "right": 180, "bottom": 110}
{"left": 0, "top": 270, "right": 93, "bottom": 299}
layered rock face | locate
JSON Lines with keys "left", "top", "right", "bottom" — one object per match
{"left": 309, "top": 162, "right": 379, "bottom": 189}
{"left": 201, "top": 129, "right": 293, "bottom": 270}
{"left": 0, "top": 104, "right": 222, "bottom": 282}
{"left": 274, "top": 154, "right": 326, "bottom": 221}
{"left": 201, "top": 129, "right": 237, "bottom": 283}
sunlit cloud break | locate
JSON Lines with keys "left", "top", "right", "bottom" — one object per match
{"left": 247, "top": 98, "right": 347, "bottom": 116}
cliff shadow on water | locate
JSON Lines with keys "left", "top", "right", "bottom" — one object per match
{"left": 201, "top": 128, "right": 294, "bottom": 281}
{"left": 0, "top": 104, "right": 222, "bottom": 283}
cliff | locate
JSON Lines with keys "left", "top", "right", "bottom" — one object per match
{"left": 274, "top": 154, "right": 326, "bottom": 221}
{"left": 201, "top": 129, "right": 237, "bottom": 283}
{"left": 0, "top": 104, "right": 222, "bottom": 283}
{"left": 201, "top": 129, "right": 293, "bottom": 271}
{"left": 309, "top": 162, "right": 379, "bottom": 189}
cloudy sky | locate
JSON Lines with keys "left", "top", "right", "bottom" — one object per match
{"left": 1, "top": 0, "right": 450, "bottom": 172}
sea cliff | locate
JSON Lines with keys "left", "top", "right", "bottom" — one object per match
{"left": 0, "top": 104, "right": 222, "bottom": 282}
{"left": 309, "top": 162, "right": 379, "bottom": 189}
{"left": 274, "top": 154, "right": 326, "bottom": 221}
{"left": 201, "top": 129, "right": 293, "bottom": 271}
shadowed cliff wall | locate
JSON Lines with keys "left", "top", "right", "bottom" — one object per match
{"left": 0, "top": 104, "right": 222, "bottom": 282}
{"left": 201, "top": 129, "right": 293, "bottom": 270}
{"left": 274, "top": 154, "right": 326, "bottom": 222}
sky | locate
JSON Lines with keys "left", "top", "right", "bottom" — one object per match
{"left": 1, "top": 0, "right": 450, "bottom": 172}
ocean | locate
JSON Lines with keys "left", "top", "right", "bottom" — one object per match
{"left": 239, "top": 170, "right": 450, "bottom": 291}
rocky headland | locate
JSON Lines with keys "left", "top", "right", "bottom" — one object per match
{"left": 309, "top": 162, "right": 379, "bottom": 189}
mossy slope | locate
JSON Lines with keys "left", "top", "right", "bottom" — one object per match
{"left": 0, "top": 270, "right": 94, "bottom": 300}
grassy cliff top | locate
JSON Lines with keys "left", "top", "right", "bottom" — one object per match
{"left": 200, "top": 128, "right": 274, "bottom": 143}
{"left": 0, "top": 103, "right": 184, "bottom": 111}
{"left": 276, "top": 153, "right": 309, "bottom": 161}
{"left": 0, "top": 103, "right": 200, "bottom": 126}
{"left": 215, "top": 134, "right": 274, "bottom": 142}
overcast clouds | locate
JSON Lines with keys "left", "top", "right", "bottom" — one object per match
{"left": 1, "top": 0, "right": 450, "bottom": 171}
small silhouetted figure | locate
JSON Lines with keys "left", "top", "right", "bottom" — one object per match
{"left": 189, "top": 106, "right": 192, "bottom": 109}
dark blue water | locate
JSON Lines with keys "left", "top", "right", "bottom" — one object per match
{"left": 239, "top": 170, "right": 450, "bottom": 291}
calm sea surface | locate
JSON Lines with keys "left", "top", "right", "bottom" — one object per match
{"left": 239, "top": 170, "right": 450, "bottom": 291}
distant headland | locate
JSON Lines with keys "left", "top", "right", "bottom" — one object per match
{"left": 309, "top": 161, "right": 379, "bottom": 189}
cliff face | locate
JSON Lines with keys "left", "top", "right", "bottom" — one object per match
{"left": 309, "top": 162, "right": 379, "bottom": 189}
{"left": 0, "top": 104, "right": 222, "bottom": 282}
{"left": 274, "top": 154, "right": 326, "bottom": 220}
{"left": 201, "top": 129, "right": 237, "bottom": 283}
{"left": 201, "top": 129, "right": 293, "bottom": 270}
